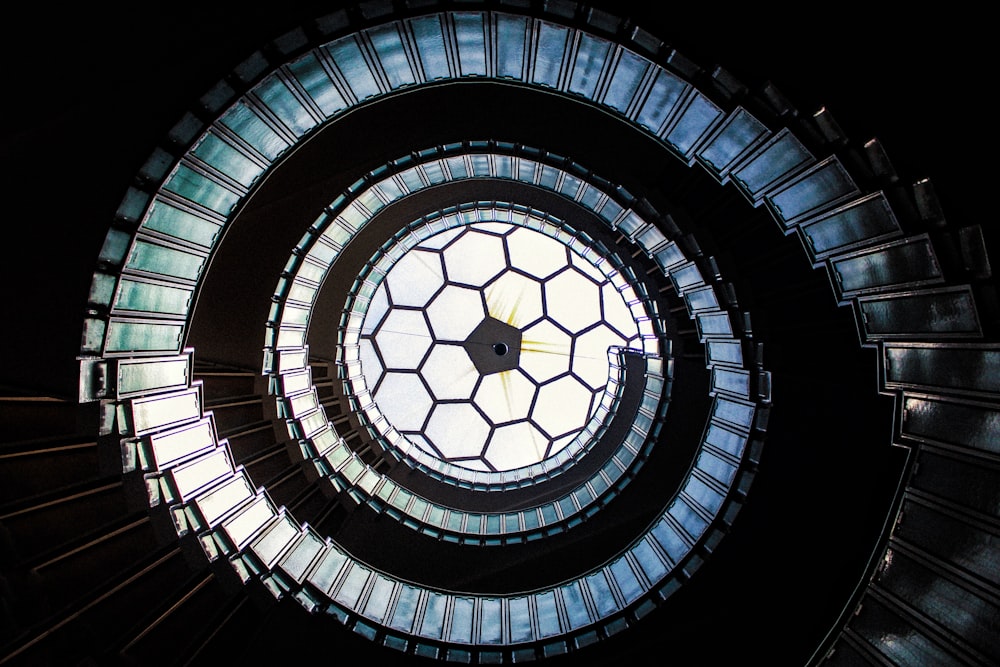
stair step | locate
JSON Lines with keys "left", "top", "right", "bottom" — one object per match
{"left": 0, "top": 438, "right": 99, "bottom": 503}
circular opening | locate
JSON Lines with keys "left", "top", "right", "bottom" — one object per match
{"left": 493, "top": 342, "right": 509, "bottom": 356}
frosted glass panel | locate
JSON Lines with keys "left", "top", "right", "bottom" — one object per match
{"left": 635, "top": 69, "right": 686, "bottom": 132}
{"left": 568, "top": 33, "right": 611, "bottom": 98}
{"left": 255, "top": 74, "right": 317, "bottom": 137}
{"left": 143, "top": 201, "right": 223, "bottom": 248}
{"left": 531, "top": 22, "right": 569, "bottom": 88}
{"left": 411, "top": 15, "right": 450, "bottom": 80}
{"left": 368, "top": 24, "right": 416, "bottom": 89}
{"left": 731, "top": 131, "right": 812, "bottom": 198}
{"left": 106, "top": 320, "right": 183, "bottom": 353}
{"left": 508, "top": 597, "right": 532, "bottom": 642}
{"left": 603, "top": 49, "right": 647, "bottom": 113}
{"left": 164, "top": 164, "right": 240, "bottom": 215}
{"left": 449, "top": 597, "right": 474, "bottom": 643}
{"left": 453, "top": 13, "right": 487, "bottom": 76}
{"left": 479, "top": 598, "right": 502, "bottom": 644}
{"left": 114, "top": 279, "right": 192, "bottom": 315}
{"left": 327, "top": 37, "right": 381, "bottom": 100}
{"left": 192, "top": 133, "right": 263, "bottom": 187}
{"left": 287, "top": 52, "right": 347, "bottom": 117}
{"left": 220, "top": 101, "right": 289, "bottom": 159}
{"left": 495, "top": 14, "right": 527, "bottom": 78}
{"left": 126, "top": 240, "right": 206, "bottom": 280}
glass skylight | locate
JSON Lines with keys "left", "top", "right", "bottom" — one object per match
{"left": 355, "top": 219, "right": 644, "bottom": 473}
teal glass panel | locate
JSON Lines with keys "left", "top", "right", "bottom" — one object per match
{"left": 800, "top": 193, "right": 899, "bottom": 259}
{"left": 558, "top": 172, "right": 581, "bottom": 198}
{"left": 479, "top": 598, "right": 502, "bottom": 644}
{"left": 389, "top": 584, "right": 419, "bottom": 631}
{"left": 422, "top": 161, "right": 446, "bottom": 184}
{"left": 446, "top": 156, "right": 469, "bottom": 180}
{"left": 410, "top": 15, "right": 450, "bottom": 80}
{"left": 362, "top": 573, "right": 395, "bottom": 621}
{"left": 334, "top": 563, "right": 370, "bottom": 609}
{"left": 597, "top": 197, "right": 622, "bottom": 225}
{"left": 698, "top": 108, "right": 768, "bottom": 173}
{"left": 585, "top": 572, "right": 619, "bottom": 616}
{"left": 279, "top": 530, "right": 323, "bottom": 581}
{"left": 535, "top": 591, "right": 559, "bottom": 637}
{"left": 508, "top": 597, "right": 532, "bottom": 642}
{"left": 192, "top": 133, "right": 263, "bottom": 187}
{"left": 449, "top": 597, "right": 473, "bottom": 643}
{"left": 495, "top": 14, "right": 527, "bottom": 79}
{"left": 769, "top": 159, "right": 857, "bottom": 224}
{"left": 568, "top": 33, "right": 611, "bottom": 99}
{"left": 126, "top": 240, "right": 206, "bottom": 281}
{"left": 287, "top": 52, "right": 347, "bottom": 117}
{"left": 515, "top": 158, "right": 535, "bottom": 183}
{"left": 666, "top": 93, "right": 722, "bottom": 155}
{"left": 609, "top": 557, "right": 643, "bottom": 603}
{"left": 470, "top": 154, "right": 491, "bottom": 177}
{"left": 860, "top": 289, "right": 980, "bottom": 336}
{"left": 255, "top": 74, "right": 316, "bottom": 137}
{"left": 531, "top": 21, "right": 569, "bottom": 88}
{"left": 650, "top": 517, "right": 688, "bottom": 564}
{"left": 713, "top": 367, "right": 750, "bottom": 396}
{"left": 326, "top": 36, "right": 381, "bottom": 101}
{"left": 309, "top": 548, "right": 347, "bottom": 594}
{"left": 631, "top": 537, "right": 667, "bottom": 583}
{"left": 454, "top": 13, "right": 487, "bottom": 76}
{"left": 81, "top": 318, "right": 106, "bottom": 354}
{"left": 368, "top": 24, "right": 415, "bottom": 89}
{"left": 117, "top": 357, "right": 189, "bottom": 396}
{"left": 143, "top": 200, "right": 223, "bottom": 248}
{"left": 560, "top": 581, "right": 591, "bottom": 629}
{"left": 106, "top": 321, "right": 183, "bottom": 353}
{"left": 603, "top": 48, "right": 647, "bottom": 114}
{"left": 635, "top": 69, "right": 686, "bottom": 132}
{"left": 114, "top": 279, "right": 192, "bottom": 315}
{"left": 731, "top": 131, "right": 813, "bottom": 198}
{"left": 685, "top": 476, "right": 724, "bottom": 514}
{"left": 163, "top": 164, "right": 240, "bottom": 216}
{"left": 219, "top": 101, "right": 289, "bottom": 160}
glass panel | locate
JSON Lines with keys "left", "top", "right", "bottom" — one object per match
{"left": 696, "top": 450, "right": 737, "bottom": 487}
{"left": 609, "top": 557, "right": 643, "bottom": 604}
{"left": 685, "top": 476, "right": 724, "bottom": 514}
{"left": 334, "top": 563, "right": 371, "bottom": 609}
{"left": 885, "top": 344, "right": 1000, "bottom": 396}
{"left": 106, "top": 320, "right": 183, "bottom": 354}
{"left": 568, "top": 33, "right": 611, "bottom": 99}
{"left": 251, "top": 513, "right": 298, "bottom": 566}
{"left": 531, "top": 21, "right": 569, "bottom": 88}
{"left": 449, "top": 597, "right": 474, "bottom": 643}
{"left": 832, "top": 237, "right": 941, "bottom": 295}
{"left": 697, "top": 107, "right": 769, "bottom": 174}
{"left": 163, "top": 164, "right": 240, "bottom": 215}
{"left": 635, "top": 69, "right": 686, "bottom": 132}
{"left": 603, "top": 48, "right": 647, "bottom": 114}
{"left": 117, "top": 357, "right": 190, "bottom": 396}
{"left": 767, "top": 158, "right": 857, "bottom": 224}
{"left": 479, "top": 598, "right": 502, "bottom": 644}
{"left": 670, "top": 497, "right": 708, "bottom": 541}
{"left": 712, "top": 396, "right": 755, "bottom": 429}
{"left": 191, "top": 132, "right": 263, "bottom": 187}
{"left": 666, "top": 93, "right": 722, "bottom": 156}
{"left": 143, "top": 200, "right": 223, "bottom": 248}
{"left": 308, "top": 547, "right": 347, "bottom": 594}
{"left": 127, "top": 240, "right": 206, "bottom": 281}
{"left": 911, "top": 449, "right": 1000, "bottom": 517}
{"left": 902, "top": 395, "right": 1000, "bottom": 455}
{"left": 219, "top": 100, "right": 289, "bottom": 160}
{"left": 731, "top": 131, "right": 813, "bottom": 199}
{"left": 411, "top": 15, "right": 450, "bottom": 81}
{"left": 800, "top": 192, "right": 900, "bottom": 259}
{"left": 114, "top": 279, "right": 192, "bottom": 315}
{"left": 419, "top": 591, "right": 447, "bottom": 639}
{"left": 368, "top": 24, "right": 415, "bottom": 89}
{"left": 389, "top": 584, "right": 420, "bottom": 631}
{"left": 279, "top": 530, "right": 324, "bottom": 581}
{"left": 508, "top": 597, "right": 532, "bottom": 642}
{"left": 495, "top": 13, "right": 527, "bottom": 78}
{"left": 535, "top": 591, "right": 559, "bottom": 637}
{"left": 326, "top": 36, "right": 381, "bottom": 100}
{"left": 852, "top": 596, "right": 965, "bottom": 667}
{"left": 255, "top": 74, "right": 316, "bottom": 137}
{"left": 560, "top": 581, "right": 592, "bottom": 629}
{"left": 223, "top": 495, "right": 274, "bottom": 548}
{"left": 859, "top": 288, "right": 980, "bottom": 337}
{"left": 362, "top": 573, "right": 395, "bottom": 621}
{"left": 148, "top": 418, "right": 214, "bottom": 466}
{"left": 585, "top": 572, "right": 619, "bottom": 617}
{"left": 196, "top": 475, "right": 254, "bottom": 526}
{"left": 631, "top": 537, "right": 668, "bottom": 583}
{"left": 454, "top": 13, "right": 487, "bottom": 76}
{"left": 287, "top": 52, "right": 347, "bottom": 117}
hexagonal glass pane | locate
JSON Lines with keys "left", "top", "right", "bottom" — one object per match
{"left": 417, "top": 226, "right": 464, "bottom": 250}
{"left": 359, "top": 338, "right": 384, "bottom": 383}
{"left": 424, "top": 402, "right": 491, "bottom": 461}
{"left": 483, "top": 421, "right": 549, "bottom": 470}
{"left": 442, "top": 228, "right": 506, "bottom": 287}
{"left": 506, "top": 226, "right": 568, "bottom": 279}
{"left": 374, "top": 309, "right": 432, "bottom": 369}
{"left": 473, "top": 369, "right": 537, "bottom": 423}
{"left": 374, "top": 372, "right": 433, "bottom": 432}
{"left": 421, "top": 344, "right": 479, "bottom": 400}
{"left": 601, "top": 281, "right": 639, "bottom": 341}
{"left": 385, "top": 248, "right": 445, "bottom": 307}
{"left": 426, "top": 285, "right": 486, "bottom": 341}
{"left": 361, "top": 282, "right": 390, "bottom": 335}
{"left": 569, "top": 248, "right": 608, "bottom": 283}
{"left": 572, "top": 324, "right": 627, "bottom": 390}
{"left": 484, "top": 270, "right": 543, "bottom": 329}
{"left": 520, "top": 319, "right": 571, "bottom": 383}
{"left": 531, "top": 375, "right": 595, "bottom": 439}
{"left": 545, "top": 268, "right": 602, "bottom": 334}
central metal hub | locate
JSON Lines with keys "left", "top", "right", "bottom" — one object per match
{"left": 463, "top": 317, "right": 521, "bottom": 374}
